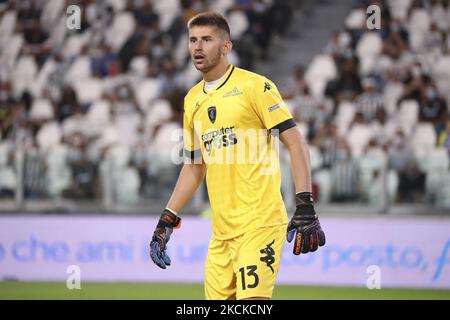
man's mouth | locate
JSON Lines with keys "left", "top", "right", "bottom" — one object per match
{"left": 194, "top": 54, "right": 205, "bottom": 63}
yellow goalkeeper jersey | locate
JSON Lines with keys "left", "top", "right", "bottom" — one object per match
{"left": 183, "top": 64, "right": 295, "bottom": 240}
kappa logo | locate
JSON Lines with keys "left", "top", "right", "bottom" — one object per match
{"left": 207, "top": 106, "right": 217, "bottom": 123}
{"left": 260, "top": 239, "right": 275, "bottom": 273}
{"left": 223, "top": 86, "right": 243, "bottom": 98}
{"left": 264, "top": 82, "right": 272, "bottom": 92}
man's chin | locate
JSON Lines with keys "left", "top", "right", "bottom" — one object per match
{"left": 193, "top": 62, "right": 211, "bottom": 73}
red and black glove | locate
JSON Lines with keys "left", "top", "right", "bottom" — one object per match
{"left": 287, "top": 192, "right": 326, "bottom": 254}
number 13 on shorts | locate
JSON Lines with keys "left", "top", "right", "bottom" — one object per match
{"left": 205, "top": 225, "right": 286, "bottom": 300}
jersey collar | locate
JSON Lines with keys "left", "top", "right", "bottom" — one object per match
{"left": 202, "top": 64, "right": 235, "bottom": 94}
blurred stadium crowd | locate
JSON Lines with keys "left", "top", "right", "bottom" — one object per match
{"left": 0, "top": 0, "right": 449, "bottom": 209}
{"left": 281, "top": 0, "right": 450, "bottom": 207}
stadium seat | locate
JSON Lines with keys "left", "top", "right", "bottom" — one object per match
{"left": 108, "top": 144, "right": 131, "bottom": 170}
{"left": 29, "top": 99, "right": 54, "bottom": 121}
{"left": 396, "top": 100, "right": 419, "bottom": 136}
{"left": 40, "top": 0, "right": 65, "bottom": 30}
{"left": 387, "top": 169, "right": 399, "bottom": 204}
{"left": 114, "top": 166, "right": 140, "bottom": 204}
{"left": 11, "top": 55, "right": 38, "bottom": 95}
{"left": 408, "top": 9, "right": 431, "bottom": 51}
{"left": 145, "top": 99, "right": 173, "bottom": 138}
{"left": 0, "top": 142, "right": 11, "bottom": 167}
{"left": 65, "top": 55, "right": 92, "bottom": 81}
{"left": 309, "top": 145, "right": 323, "bottom": 172}
{"left": 305, "top": 54, "right": 337, "bottom": 97}
{"left": 46, "top": 144, "right": 71, "bottom": 198}
{"left": 62, "top": 114, "right": 88, "bottom": 138}
{"left": 29, "top": 57, "right": 57, "bottom": 98}
{"left": 383, "top": 81, "right": 404, "bottom": 116}
{"left": 0, "top": 10, "right": 16, "bottom": 49}
{"left": 228, "top": 9, "right": 249, "bottom": 40}
{"left": 129, "top": 56, "right": 148, "bottom": 77}
{"left": 72, "top": 78, "right": 104, "bottom": 105}
{"left": 210, "top": 0, "right": 234, "bottom": 15}
{"left": 150, "top": 122, "right": 182, "bottom": 155}
{"left": 336, "top": 101, "right": 356, "bottom": 136}
{"left": 134, "top": 79, "right": 161, "bottom": 111}
{"left": 86, "top": 99, "right": 112, "bottom": 136}
{"left": 356, "top": 32, "right": 383, "bottom": 60}
{"left": 347, "top": 124, "right": 374, "bottom": 158}
{"left": 358, "top": 148, "right": 387, "bottom": 196}
{"left": 105, "top": 12, "right": 135, "bottom": 51}
{"left": 313, "top": 169, "right": 332, "bottom": 204}
{"left": 433, "top": 55, "right": 450, "bottom": 95}
{"left": 411, "top": 123, "right": 437, "bottom": 155}
{"left": 0, "top": 167, "right": 16, "bottom": 192}
{"left": 36, "top": 121, "right": 62, "bottom": 151}
{"left": 154, "top": 0, "right": 180, "bottom": 31}
{"left": 345, "top": 8, "right": 365, "bottom": 30}
{"left": 387, "top": 0, "right": 412, "bottom": 21}
{"left": 106, "top": 0, "right": 127, "bottom": 12}
{"left": 62, "top": 32, "right": 92, "bottom": 60}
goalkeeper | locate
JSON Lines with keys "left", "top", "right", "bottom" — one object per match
{"left": 150, "top": 11, "right": 325, "bottom": 300}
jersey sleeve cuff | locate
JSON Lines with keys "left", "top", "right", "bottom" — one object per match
{"left": 269, "top": 118, "right": 296, "bottom": 136}
{"left": 184, "top": 149, "right": 202, "bottom": 160}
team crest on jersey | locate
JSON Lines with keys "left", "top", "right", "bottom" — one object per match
{"left": 208, "top": 106, "right": 216, "bottom": 123}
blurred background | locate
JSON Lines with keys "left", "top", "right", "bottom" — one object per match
{"left": 0, "top": 0, "right": 450, "bottom": 299}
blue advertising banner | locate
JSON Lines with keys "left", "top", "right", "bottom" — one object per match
{"left": 0, "top": 215, "right": 449, "bottom": 289}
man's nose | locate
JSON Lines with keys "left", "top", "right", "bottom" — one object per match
{"left": 194, "top": 40, "right": 203, "bottom": 50}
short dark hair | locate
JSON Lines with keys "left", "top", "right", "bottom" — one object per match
{"left": 187, "top": 12, "right": 231, "bottom": 39}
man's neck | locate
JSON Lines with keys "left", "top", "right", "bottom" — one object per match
{"left": 203, "top": 61, "right": 230, "bottom": 82}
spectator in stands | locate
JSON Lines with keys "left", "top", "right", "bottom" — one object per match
{"left": 325, "top": 56, "right": 362, "bottom": 103}
{"left": 23, "top": 140, "right": 47, "bottom": 199}
{"left": 399, "top": 62, "right": 429, "bottom": 102}
{"left": 110, "top": 83, "right": 143, "bottom": 147}
{"left": 63, "top": 133, "right": 100, "bottom": 199}
{"left": 381, "top": 17, "right": 409, "bottom": 45}
{"left": 312, "top": 121, "right": 347, "bottom": 170}
{"left": 387, "top": 129, "right": 416, "bottom": 173}
{"left": 330, "top": 139, "right": 360, "bottom": 202}
{"left": 91, "top": 42, "right": 121, "bottom": 78}
{"left": 418, "top": 82, "right": 448, "bottom": 134}
{"left": 371, "top": 108, "right": 397, "bottom": 147}
{"left": 20, "top": 19, "right": 50, "bottom": 68}
{"left": 53, "top": 85, "right": 81, "bottom": 124}
{"left": 354, "top": 77, "right": 385, "bottom": 121}
{"left": 281, "top": 64, "right": 307, "bottom": 99}
{"left": 397, "top": 159, "right": 426, "bottom": 203}
{"left": 133, "top": 0, "right": 160, "bottom": 30}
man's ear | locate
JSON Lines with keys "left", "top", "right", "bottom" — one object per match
{"left": 223, "top": 40, "right": 233, "bottom": 55}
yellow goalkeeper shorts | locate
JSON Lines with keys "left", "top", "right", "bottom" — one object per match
{"left": 204, "top": 224, "right": 286, "bottom": 300}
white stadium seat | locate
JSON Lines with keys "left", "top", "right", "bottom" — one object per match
{"left": 36, "top": 122, "right": 62, "bottom": 151}
{"left": 411, "top": 123, "right": 437, "bottom": 155}
{"left": 396, "top": 100, "right": 419, "bottom": 136}
{"left": 73, "top": 78, "right": 104, "bottom": 105}
{"left": 29, "top": 99, "right": 54, "bottom": 121}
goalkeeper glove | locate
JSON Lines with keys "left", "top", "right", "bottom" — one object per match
{"left": 287, "top": 192, "right": 326, "bottom": 254}
{"left": 150, "top": 209, "right": 181, "bottom": 269}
